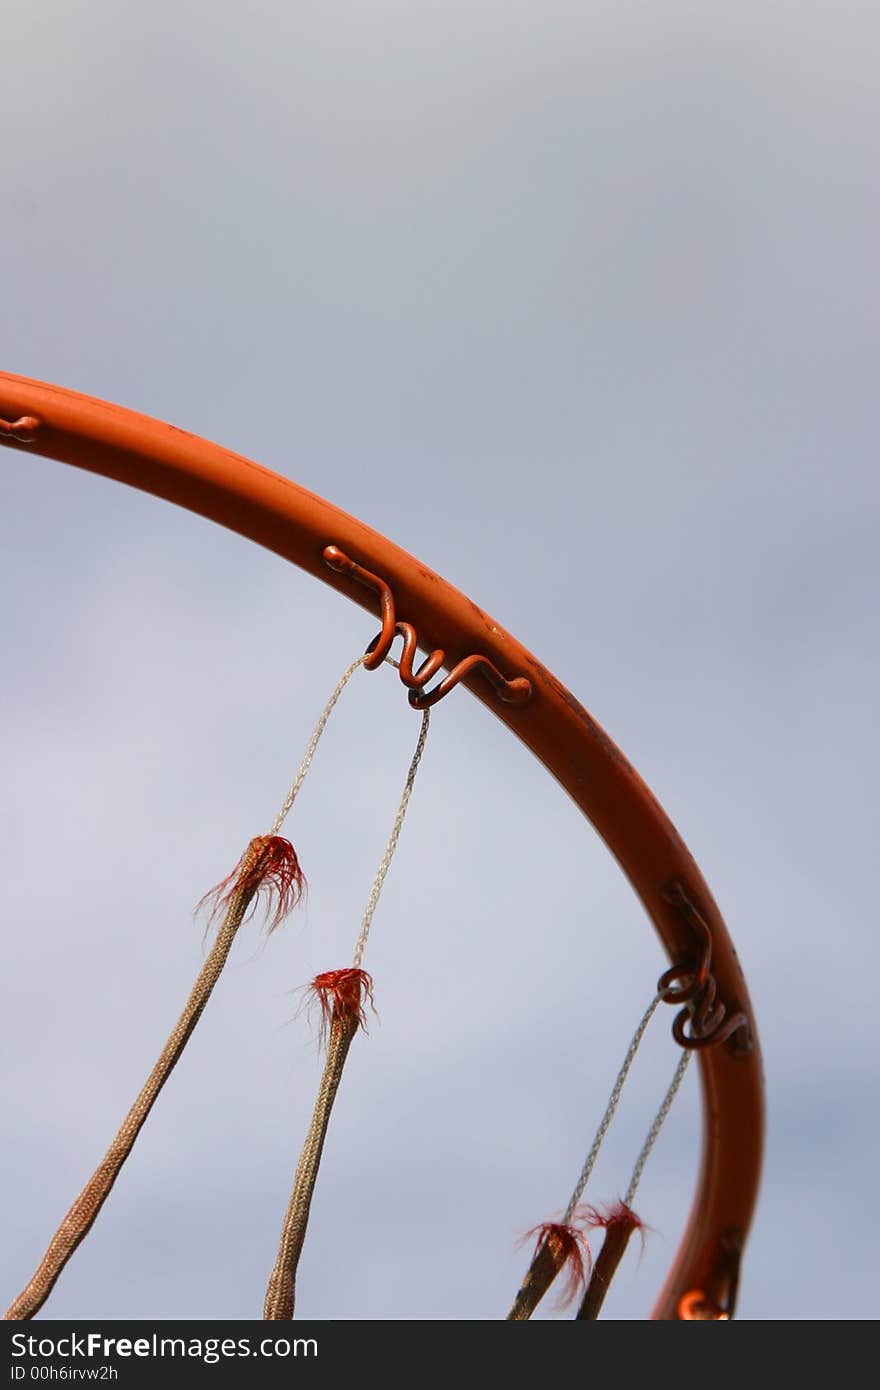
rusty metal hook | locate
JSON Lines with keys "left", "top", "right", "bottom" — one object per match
{"left": 677, "top": 1290, "right": 730, "bottom": 1320}
{"left": 677, "top": 1231, "right": 742, "bottom": 1319}
{"left": 659, "top": 881, "right": 749, "bottom": 1052}
{"left": 323, "top": 544, "right": 532, "bottom": 710}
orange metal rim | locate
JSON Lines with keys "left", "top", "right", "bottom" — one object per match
{"left": 0, "top": 371, "right": 764, "bottom": 1319}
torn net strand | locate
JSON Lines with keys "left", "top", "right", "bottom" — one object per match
{"left": 561, "top": 992, "right": 662, "bottom": 1223}
{"left": 352, "top": 705, "right": 430, "bottom": 968}
{"left": 624, "top": 1048, "right": 692, "bottom": 1208}
{"left": 269, "top": 654, "right": 367, "bottom": 835}
{"left": 5, "top": 651, "right": 372, "bottom": 1320}
{"left": 263, "top": 699, "right": 432, "bottom": 1317}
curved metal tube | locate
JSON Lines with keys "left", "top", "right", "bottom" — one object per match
{"left": 0, "top": 372, "right": 764, "bottom": 1319}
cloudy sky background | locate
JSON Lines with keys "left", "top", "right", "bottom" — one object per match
{"left": 1, "top": 2, "right": 877, "bottom": 1320}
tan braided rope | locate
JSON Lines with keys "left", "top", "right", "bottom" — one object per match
{"left": 263, "top": 1011, "right": 359, "bottom": 1319}
{"left": 624, "top": 1048, "right": 692, "bottom": 1209}
{"left": 262, "top": 705, "right": 431, "bottom": 1320}
{"left": 507, "top": 1234, "right": 579, "bottom": 1321}
{"left": 4, "top": 848, "right": 266, "bottom": 1321}
{"left": 507, "top": 995, "right": 693, "bottom": 1319}
{"left": 505, "top": 995, "right": 660, "bottom": 1320}
{"left": 575, "top": 1217, "right": 633, "bottom": 1321}
{"left": 575, "top": 1049, "right": 693, "bottom": 1320}
{"left": 561, "top": 993, "right": 662, "bottom": 1224}
{"left": 4, "top": 655, "right": 381, "bottom": 1321}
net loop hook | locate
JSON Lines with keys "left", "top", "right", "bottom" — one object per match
{"left": 659, "top": 882, "right": 750, "bottom": 1052}
{"left": 677, "top": 1231, "right": 743, "bottom": 1319}
{"left": 323, "top": 544, "right": 531, "bottom": 710}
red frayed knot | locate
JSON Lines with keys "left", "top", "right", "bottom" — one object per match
{"left": 572, "top": 1201, "right": 650, "bottom": 1319}
{"left": 580, "top": 1200, "right": 643, "bottom": 1231}
{"left": 197, "top": 835, "right": 306, "bottom": 932}
{"left": 309, "top": 968, "right": 376, "bottom": 1041}
{"left": 580, "top": 1201, "right": 648, "bottom": 1250}
{"left": 522, "top": 1221, "right": 591, "bottom": 1308}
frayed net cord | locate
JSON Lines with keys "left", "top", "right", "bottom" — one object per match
{"left": 575, "top": 1048, "right": 692, "bottom": 1320}
{"left": 268, "top": 655, "right": 368, "bottom": 836}
{"left": 5, "top": 837, "right": 300, "bottom": 1321}
{"left": 4, "top": 655, "right": 369, "bottom": 1322}
{"left": 561, "top": 993, "right": 663, "bottom": 1225}
{"left": 507, "top": 993, "right": 662, "bottom": 1321}
{"left": 264, "top": 705, "right": 431, "bottom": 1320}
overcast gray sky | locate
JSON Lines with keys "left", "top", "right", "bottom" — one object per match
{"left": 2, "top": 1, "right": 878, "bottom": 1320}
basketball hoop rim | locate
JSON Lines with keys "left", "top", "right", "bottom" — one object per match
{"left": 0, "top": 370, "right": 764, "bottom": 1320}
